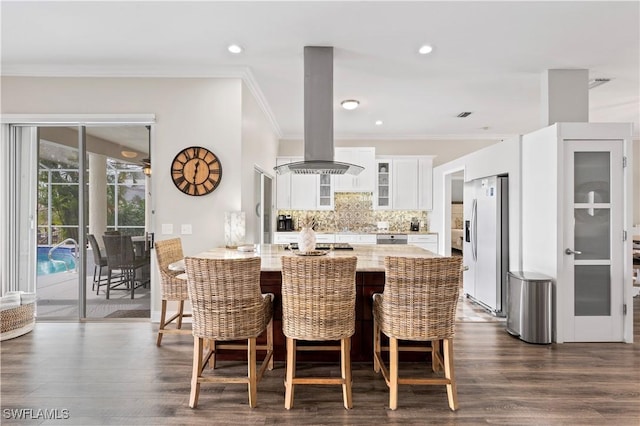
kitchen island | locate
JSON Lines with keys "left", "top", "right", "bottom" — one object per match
{"left": 174, "top": 244, "right": 439, "bottom": 362}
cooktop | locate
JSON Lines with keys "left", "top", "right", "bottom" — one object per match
{"left": 284, "top": 243, "right": 354, "bottom": 251}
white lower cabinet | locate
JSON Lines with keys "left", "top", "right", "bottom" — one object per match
{"left": 408, "top": 234, "right": 438, "bottom": 253}
{"left": 335, "top": 234, "right": 377, "bottom": 245}
{"left": 315, "top": 233, "right": 336, "bottom": 244}
{"left": 273, "top": 232, "right": 299, "bottom": 244}
{"left": 274, "top": 232, "right": 336, "bottom": 244}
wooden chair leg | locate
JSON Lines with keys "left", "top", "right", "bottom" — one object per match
{"left": 156, "top": 299, "right": 167, "bottom": 346}
{"left": 208, "top": 339, "right": 217, "bottom": 369}
{"left": 431, "top": 339, "right": 443, "bottom": 372}
{"left": 373, "top": 317, "right": 381, "bottom": 373}
{"left": 248, "top": 337, "right": 257, "bottom": 408}
{"left": 267, "top": 319, "right": 274, "bottom": 371}
{"left": 341, "top": 337, "right": 353, "bottom": 409}
{"left": 176, "top": 300, "right": 184, "bottom": 329}
{"left": 389, "top": 337, "right": 398, "bottom": 410}
{"left": 189, "top": 337, "right": 203, "bottom": 408}
{"left": 444, "top": 338, "right": 458, "bottom": 411}
{"left": 284, "top": 337, "right": 296, "bottom": 410}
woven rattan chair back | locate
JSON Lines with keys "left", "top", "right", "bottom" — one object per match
{"left": 281, "top": 256, "right": 357, "bottom": 341}
{"left": 184, "top": 256, "right": 272, "bottom": 341}
{"left": 87, "top": 234, "right": 107, "bottom": 267}
{"left": 373, "top": 256, "right": 463, "bottom": 411}
{"left": 102, "top": 235, "right": 136, "bottom": 268}
{"left": 379, "top": 256, "right": 462, "bottom": 341}
{"left": 154, "top": 238, "right": 188, "bottom": 301}
{"left": 280, "top": 255, "right": 358, "bottom": 409}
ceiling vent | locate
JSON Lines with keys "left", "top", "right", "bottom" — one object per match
{"left": 588, "top": 78, "right": 611, "bottom": 89}
{"left": 457, "top": 112, "right": 472, "bottom": 118}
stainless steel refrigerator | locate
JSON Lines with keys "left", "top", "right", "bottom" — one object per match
{"left": 463, "top": 175, "right": 509, "bottom": 316}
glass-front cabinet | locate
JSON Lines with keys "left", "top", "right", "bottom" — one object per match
{"left": 375, "top": 160, "right": 392, "bottom": 209}
{"left": 317, "top": 174, "right": 334, "bottom": 210}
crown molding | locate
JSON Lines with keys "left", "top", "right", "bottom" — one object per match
{"left": 1, "top": 64, "right": 283, "bottom": 138}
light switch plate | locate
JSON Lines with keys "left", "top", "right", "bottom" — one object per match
{"left": 181, "top": 224, "right": 193, "bottom": 235}
{"left": 161, "top": 224, "right": 173, "bottom": 235}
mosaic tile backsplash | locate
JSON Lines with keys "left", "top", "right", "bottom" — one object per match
{"left": 278, "top": 192, "right": 429, "bottom": 232}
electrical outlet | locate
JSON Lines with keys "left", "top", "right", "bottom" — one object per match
{"left": 181, "top": 224, "right": 193, "bottom": 235}
{"left": 161, "top": 224, "right": 173, "bottom": 235}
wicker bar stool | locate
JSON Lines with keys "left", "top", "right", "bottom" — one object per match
{"left": 280, "top": 256, "right": 357, "bottom": 410}
{"left": 154, "top": 238, "right": 191, "bottom": 346}
{"left": 184, "top": 256, "right": 274, "bottom": 409}
{"left": 373, "top": 256, "right": 462, "bottom": 411}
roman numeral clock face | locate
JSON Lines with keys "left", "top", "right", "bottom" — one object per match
{"left": 171, "top": 146, "right": 222, "bottom": 196}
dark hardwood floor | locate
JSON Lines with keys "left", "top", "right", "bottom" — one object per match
{"left": 1, "top": 298, "right": 639, "bottom": 425}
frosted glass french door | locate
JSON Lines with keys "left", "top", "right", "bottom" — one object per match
{"left": 563, "top": 140, "right": 624, "bottom": 342}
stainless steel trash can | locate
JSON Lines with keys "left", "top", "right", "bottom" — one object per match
{"left": 506, "top": 271, "right": 553, "bottom": 344}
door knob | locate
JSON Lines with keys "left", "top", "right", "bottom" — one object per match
{"left": 565, "top": 248, "right": 582, "bottom": 255}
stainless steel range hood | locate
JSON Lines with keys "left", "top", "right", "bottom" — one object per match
{"left": 274, "top": 47, "right": 364, "bottom": 175}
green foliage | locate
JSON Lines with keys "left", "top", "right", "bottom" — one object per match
{"left": 39, "top": 161, "right": 146, "bottom": 243}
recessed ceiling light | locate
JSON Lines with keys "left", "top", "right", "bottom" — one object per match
{"left": 121, "top": 150, "right": 138, "bottom": 158}
{"left": 375, "top": 120, "right": 383, "bottom": 126}
{"left": 341, "top": 99, "right": 360, "bottom": 110}
{"left": 227, "top": 44, "right": 243, "bottom": 54}
{"left": 418, "top": 44, "right": 433, "bottom": 55}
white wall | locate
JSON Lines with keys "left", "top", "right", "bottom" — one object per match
{"left": 634, "top": 139, "right": 639, "bottom": 228}
{"left": 520, "top": 125, "right": 559, "bottom": 279}
{"left": 1, "top": 76, "right": 280, "bottom": 319}
{"left": 241, "top": 82, "right": 279, "bottom": 243}
{"left": 432, "top": 136, "right": 522, "bottom": 272}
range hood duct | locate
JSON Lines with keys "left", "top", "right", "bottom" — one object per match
{"left": 274, "top": 46, "right": 364, "bottom": 175}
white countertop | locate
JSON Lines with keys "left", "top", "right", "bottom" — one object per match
{"left": 168, "top": 243, "right": 438, "bottom": 273}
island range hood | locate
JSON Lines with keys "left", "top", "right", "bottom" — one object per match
{"left": 274, "top": 47, "right": 364, "bottom": 175}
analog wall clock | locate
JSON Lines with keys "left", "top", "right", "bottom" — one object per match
{"left": 171, "top": 146, "right": 222, "bottom": 196}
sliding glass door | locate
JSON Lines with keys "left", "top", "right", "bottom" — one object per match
{"left": 2, "top": 119, "right": 153, "bottom": 320}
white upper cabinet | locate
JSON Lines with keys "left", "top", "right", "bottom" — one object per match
{"left": 276, "top": 157, "right": 331, "bottom": 210}
{"left": 375, "top": 156, "right": 434, "bottom": 210}
{"left": 334, "top": 147, "right": 376, "bottom": 192}
{"left": 392, "top": 157, "right": 420, "bottom": 210}
{"left": 276, "top": 157, "right": 294, "bottom": 209}
{"left": 290, "top": 173, "right": 317, "bottom": 210}
{"left": 374, "top": 159, "right": 392, "bottom": 210}
{"left": 316, "top": 174, "right": 334, "bottom": 210}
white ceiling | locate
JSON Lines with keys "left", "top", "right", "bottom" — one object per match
{"left": 2, "top": 1, "right": 638, "bottom": 141}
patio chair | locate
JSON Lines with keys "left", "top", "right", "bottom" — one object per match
{"left": 102, "top": 235, "right": 146, "bottom": 299}
{"left": 87, "top": 234, "right": 109, "bottom": 294}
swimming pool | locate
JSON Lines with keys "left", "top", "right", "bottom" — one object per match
{"left": 37, "top": 246, "right": 77, "bottom": 276}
